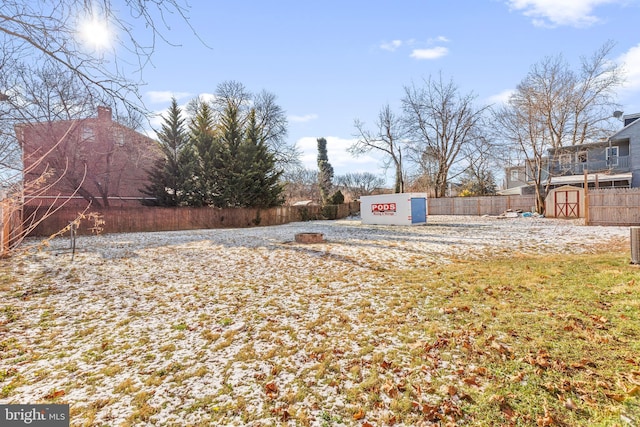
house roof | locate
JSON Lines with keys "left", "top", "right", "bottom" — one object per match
{"left": 548, "top": 172, "right": 632, "bottom": 186}
{"left": 610, "top": 113, "right": 640, "bottom": 141}
{"left": 547, "top": 139, "right": 609, "bottom": 154}
{"left": 497, "top": 186, "right": 527, "bottom": 195}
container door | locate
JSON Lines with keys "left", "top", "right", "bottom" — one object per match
{"left": 411, "top": 198, "right": 427, "bottom": 224}
{"left": 554, "top": 190, "right": 580, "bottom": 218}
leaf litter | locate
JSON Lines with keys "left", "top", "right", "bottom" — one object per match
{"left": 0, "top": 215, "right": 635, "bottom": 426}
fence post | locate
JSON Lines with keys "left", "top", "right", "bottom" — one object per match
{"left": 583, "top": 171, "right": 590, "bottom": 225}
{"left": 1, "top": 200, "right": 8, "bottom": 257}
{"left": 631, "top": 227, "right": 640, "bottom": 265}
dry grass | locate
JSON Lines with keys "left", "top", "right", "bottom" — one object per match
{"left": 0, "top": 217, "right": 637, "bottom": 426}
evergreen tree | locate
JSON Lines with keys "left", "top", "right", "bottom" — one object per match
{"left": 188, "top": 102, "right": 219, "bottom": 206}
{"left": 142, "top": 98, "right": 190, "bottom": 206}
{"left": 212, "top": 103, "right": 284, "bottom": 208}
{"left": 156, "top": 87, "right": 288, "bottom": 209}
{"left": 317, "top": 137, "right": 334, "bottom": 205}
{"left": 210, "top": 100, "right": 245, "bottom": 207}
{"left": 242, "top": 109, "right": 284, "bottom": 207}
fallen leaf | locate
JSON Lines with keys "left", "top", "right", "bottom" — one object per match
{"left": 353, "top": 408, "right": 365, "bottom": 420}
{"left": 473, "top": 366, "right": 488, "bottom": 376}
{"left": 272, "top": 406, "right": 290, "bottom": 422}
{"left": 510, "top": 371, "right": 525, "bottom": 383}
{"left": 447, "top": 385, "right": 457, "bottom": 396}
{"left": 463, "top": 376, "right": 479, "bottom": 386}
{"left": 44, "top": 389, "right": 65, "bottom": 399}
{"left": 605, "top": 392, "right": 625, "bottom": 401}
{"left": 564, "top": 398, "right": 578, "bottom": 410}
{"left": 537, "top": 415, "right": 554, "bottom": 426}
{"left": 265, "top": 382, "right": 278, "bottom": 398}
{"left": 383, "top": 380, "right": 397, "bottom": 398}
{"left": 627, "top": 385, "right": 640, "bottom": 396}
{"left": 500, "top": 403, "right": 516, "bottom": 420}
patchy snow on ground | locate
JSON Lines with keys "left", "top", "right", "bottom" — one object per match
{"left": 0, "top": 216, "right": 631, "bottom": 426}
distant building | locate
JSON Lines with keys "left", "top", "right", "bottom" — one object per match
{"left": 17, "top": 106, "right": 162, "bottom": 208}
{"left": 500, "top": 112, "right": 640, "bottom": 194}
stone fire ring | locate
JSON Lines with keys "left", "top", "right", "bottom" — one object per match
{"left": 294, "top": 232, "right": 325, "bottom": 244}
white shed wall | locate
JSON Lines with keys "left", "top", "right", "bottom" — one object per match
{"left": 360, "top": 193, "right": 428, "bottom": 225}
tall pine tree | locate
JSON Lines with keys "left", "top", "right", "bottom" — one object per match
{"left": 142, "top": 98, "right": 190, "bottom": 206}
{"left": 146, "top": 88, "right": 287, "bottom": 209}
{"left": 317, "top": 137, "right": 334, "bottom": 205}
{"left": 211, "top": 100, "right": 245, "bottom": 207}
{"left": 242, "top": 109, "right": 284, "bottom": 207}
{"left": 188, "top": 102, "right": 219, "bottom": 206}
{"left": 211, "top": 103, "right": 283, "bottom": 208}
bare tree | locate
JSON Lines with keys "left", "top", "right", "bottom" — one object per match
{"left": 208, "top": 81, "right": 298, "bottom": 170}
{"left": 351, "top": 104, "right": 406, "bottom": 193}
{"left": 517, "top": 42, "right": 622, "bottom": 150}
{"left": 0, "top": 0, "right": 198, "bottom": 112}
{"left": 459, "top": 130, "right": 499, "bottom": 196}
{"left": 254, "top": 90, "right": 300, "bottom": 169}
{"left": 335, "top": 172, "right": 385, "bottom": 199}
{"left": 0, "top": 0, "right": 197, "bottom": 256}
{"left": 492, "top": 42, "right": 623, "bottom": 213}
{"left": 402, "top": 74, "right": 489, "bottom": 198}
{"left": 281, "top": 167, "right": 320, "bottom": 204}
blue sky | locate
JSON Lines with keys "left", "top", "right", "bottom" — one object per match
{"left": 128, "top": 0, "right": 640, "bottom": 183}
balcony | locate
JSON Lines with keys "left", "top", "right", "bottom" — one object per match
{"left": 549, "top": 156, "right": 629, "bottom": 176}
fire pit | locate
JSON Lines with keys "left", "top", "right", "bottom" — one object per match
{"left": 294, "top": 233, "right": 324, "bottom": 244}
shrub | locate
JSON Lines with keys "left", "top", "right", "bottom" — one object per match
{"left": 329, "top": 190, "right": 344, "bottom": 205}
{"left": 321, "top": 205, "right": 338, "bottom": 220}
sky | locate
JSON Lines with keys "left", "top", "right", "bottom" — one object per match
{"left": 117, "top": 0, "right": 640, "bottom": 185}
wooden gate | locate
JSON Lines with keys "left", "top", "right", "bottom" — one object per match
{"left": 554, "top": 189, "right": 580, "bottom": 218}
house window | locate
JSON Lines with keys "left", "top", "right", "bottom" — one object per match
{"left": 115, "top": 130, "right": 125, "bottom": 146}
{"left": 81, "top": 126, "right": 95, "bottom": 142}
{"left": 510, "top": 169, "right": 519, "bottom": 181}
{"left": 606, "top": 146, "right": 619, "bottom": 166}
{"left": 576, "top": 151, "right": 587, "bottom": 163}
{"left": 559, "top": 154, "right": 572, "bottom": 170}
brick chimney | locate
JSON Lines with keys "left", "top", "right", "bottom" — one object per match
{"left": 97, "top": 106, "right": 112, "bottom": 122}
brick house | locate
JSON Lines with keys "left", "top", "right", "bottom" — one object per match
{"left": 17, "top": 106, "right": 162, "bottom": 208}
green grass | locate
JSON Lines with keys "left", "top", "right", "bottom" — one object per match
{"left": 373, "top": 250, "right": 640, "bottom": 426}
{"left": 1, "top": 242, "right": 638, "bottom": 426}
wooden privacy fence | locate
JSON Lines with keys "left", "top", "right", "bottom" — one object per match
{"left": 587, "top": 188, "right": 640, "bottom": 226}
{"left": 22, "top": 202, "right": 360, "bottom": 237}
{"left": 428, "top": 195, "right": 537, "bottom": 216}
{"left": 10, "top": 191, "right": 640, "bottom": 242}
{"left": 1, "top": 199, "right": 22, "bottom": 257}
{"left": 429, "top": 191, "right": 640, "bottom": 225}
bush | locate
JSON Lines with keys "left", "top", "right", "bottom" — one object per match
{"left": 329, "top": 190, "right": 344, "bottom": 205}
{"left": 321, "top": 205, "right": 338, "bottom": 220}
{"left": 298, "top": 207, "right": 312, "bottom": 222}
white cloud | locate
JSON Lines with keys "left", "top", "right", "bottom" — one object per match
{"left": 380, "top": 40, "right": 403, "bottom": 52}
{"left": 506, "top": 0, "right": 621, "bottom": 28}
{"left": 410, "top": 46, "right": 449, "bottom": 60}
{"left": 618, "top": 43, "right": 640, "bottom": 93}
{"left": 289, "top": 113, "right": 319, "bottom": 123}
{"left": 487, "top": 89, "right": 515, "bottom": 105}
{"left": 146, "top": 91, "right": 192, "bottom": 104}
{"left": 429, "top": 35, "right": 450, "bottom": 43}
